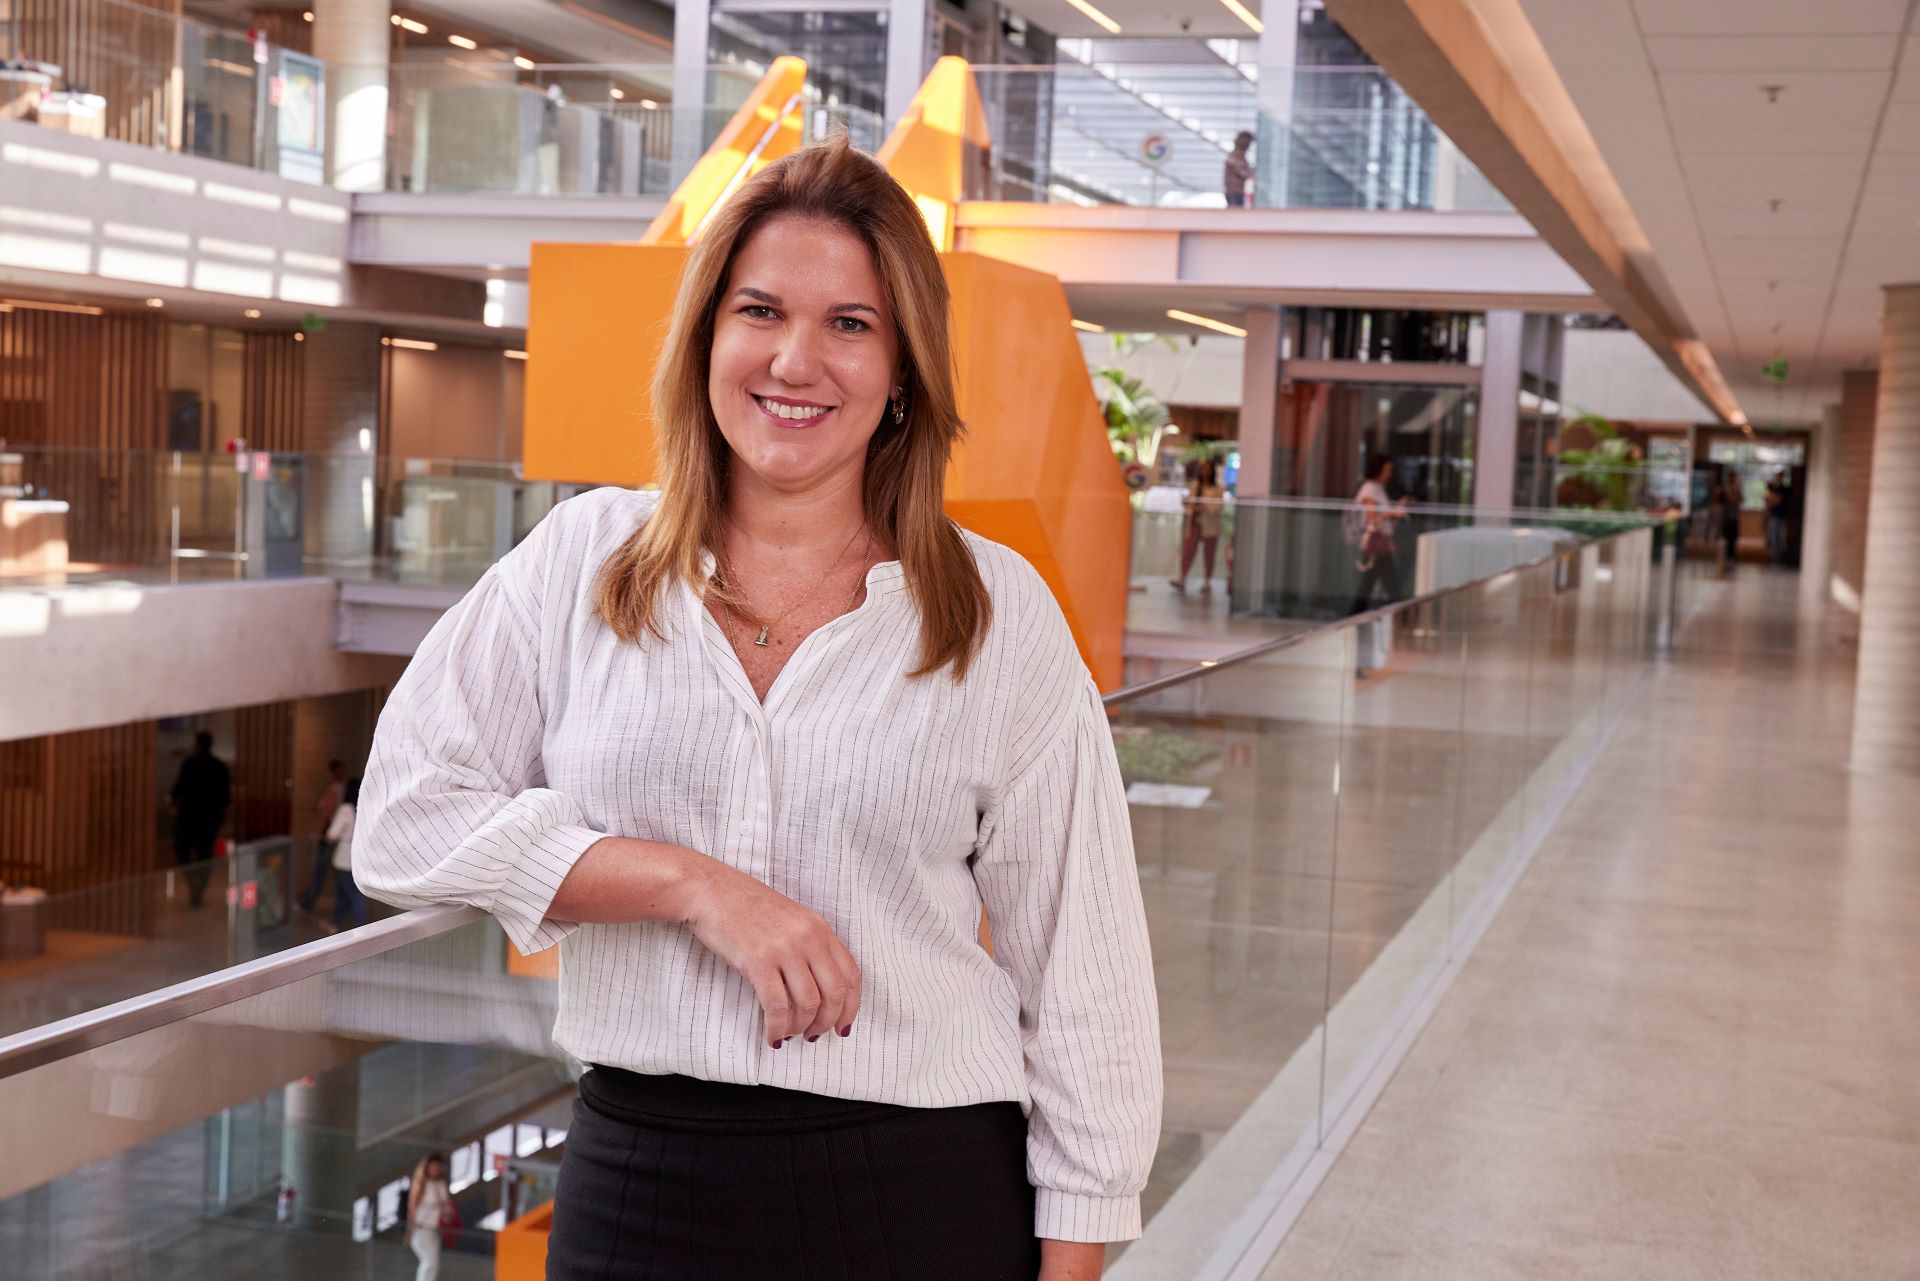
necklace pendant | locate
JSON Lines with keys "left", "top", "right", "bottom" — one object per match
{"left": 753, "top": 626, "right": 771, "bottom": 647}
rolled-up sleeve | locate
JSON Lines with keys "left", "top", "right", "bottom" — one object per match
{"left": 972, "top": 678, "right": 1163, "bottom": 1243}
{"left": 354, "top": 532, "right": 605, "bottom": 954}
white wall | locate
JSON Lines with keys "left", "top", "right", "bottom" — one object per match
{"left": 1079, "top": 331, "right": 1245, "bottom": 409}
{"left": 0, "top": 578, "right": 406, "bottom": 742}
{"left": 0, "top": 119, "right": 351, "bottom": 309}
{"left": 1560, "top": 326, "right": 1712, "bottom": 423}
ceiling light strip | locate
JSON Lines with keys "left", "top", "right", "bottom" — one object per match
{"left": 1166, "top": 308, "right": 1246, "bottom": 338}
{"left": 1064, "top": 0, "right": 1122, "bottom": 36}
{"left": 1216, "top": 0, "right": 1263, "bottom": 33}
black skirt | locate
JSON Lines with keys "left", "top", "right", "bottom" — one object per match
{"left": 546, "top": 1068, "right": 1040, "bottom": 1280}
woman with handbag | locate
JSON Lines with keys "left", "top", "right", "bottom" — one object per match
{"left": 1169, "top": 455, "right": 1227, "bottom": 594}
{"left": 355, "top": 137, "right": 1162, "bottom": 1280}
{"left": 1349, "top": 452, "right": 1408, "bottom": 614}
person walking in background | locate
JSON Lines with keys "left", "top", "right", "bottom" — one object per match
{"left": 1223, "top": 130, "right": 1255, "bottom": 207}
{"left": 324, "top": 777, "right": 365, "bottom": 931}
{"left": 1348, "top": 452, "right": 1408, "bottom": 615}
{"left": 407, "top": 1152, "right": 453, "bottom": 1281}
{"left": 1720, "top": 472, "right": 1744, "bottom": 567}
{"left": 296, "top": 759, "right": 346, "bottom": 914}
{"left": 1764, "top": 469, "right": 1790, "bottom": 565}
{"left": 1170, "top": 455, "right": 1227, "bottom": 594}
{"left": 167, "top": 731, "right": 229, "bottom": 909}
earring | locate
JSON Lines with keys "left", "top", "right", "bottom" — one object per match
{"left": 889, "top": 388, "right": 906, "bottom": 426}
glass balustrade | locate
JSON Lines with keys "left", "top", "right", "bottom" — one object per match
{"left": 968, "top": 63, "right": 1511, "bottom": 213}
{"left": 0, "top": 520, "right": 1668, "bottom": 1277}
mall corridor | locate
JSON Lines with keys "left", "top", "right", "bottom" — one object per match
{"left": 1261, "top": 570, "right": 1920, "bottom": 1279}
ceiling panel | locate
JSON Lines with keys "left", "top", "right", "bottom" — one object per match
{"left": 1671, "top": 127, "right": 1877, "bottom": 156}
{"left": 1656, "top": 69, "right": 1894, "bottom": 130}
{"left": 1707, "top": 236, "right": 1849, "bottom": 279}
{"left": 1646, "top": 34, "right": 1898, "bottom": 72}
{"left": 1631, "top": 0, "right": 1911, "bottom": 37}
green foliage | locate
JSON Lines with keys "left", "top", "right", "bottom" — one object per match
{"left": 1094, "top": 333, "right": 1178, "bottom": 465}
{"left": 1113, "top": 729, "right": 1219, "bottom": 782}
{"left": 1556, "top": 410, "right": 1645, "bottom": 512}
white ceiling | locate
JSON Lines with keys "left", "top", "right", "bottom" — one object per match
{"left": 1515, "top": 0, "right": 1920, "bottom": 426}
{"left": 1002, "top": 0, "right": 1270, "bottom": 42}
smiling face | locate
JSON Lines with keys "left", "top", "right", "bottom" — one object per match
{"left": 708, "top": 213, "right": 902, "bottom": 499}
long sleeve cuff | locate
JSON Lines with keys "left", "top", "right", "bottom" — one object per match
{"left": 1035, "top": 1190, "right": 1143, "bottom": 1243}
{"left": 491, "top": 820, "right": 605, "bottom": 954}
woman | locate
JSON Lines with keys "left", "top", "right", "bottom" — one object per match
{"left": 407, "top": 1152, "right": 453, "bottom": 1281}
{"left": 323, "top": 776, "right": 365, "bottom": 930}
{"left": 355, "top": 138, "right": 1161, "bottom": 1281}
{"left": 1170, "top": 455, "right": 1226, "bottom": 593}
{"left": 1349, "top": 451, "right": 1408, "bottom": 614}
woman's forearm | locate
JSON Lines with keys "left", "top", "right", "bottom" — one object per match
{"left": 547, "top": 836, "right": 723, "bottom": 926}
{"left": 1039, "top": 1238, "right": 1105, "bottom": 1280}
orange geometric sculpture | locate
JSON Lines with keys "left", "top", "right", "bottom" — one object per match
{"left": 521, "top": 59, "right": 1130, "bottom": 689}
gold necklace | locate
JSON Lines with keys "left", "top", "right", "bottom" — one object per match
{"left": 716, "top": 527, "right": 874, "bottom": 648}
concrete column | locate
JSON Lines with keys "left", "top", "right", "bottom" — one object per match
{"left": 1829, "top": 369, "right": 1878, "bottom": 618}
{"left": 1232, "top": 306, "right": 1283, "bottom": 613}
{"left": 311, "top": 0, "right": 391, "bottom": 192}
{"left": 1235, "top": 305, "right": 1282, "bottom": 499}
{"left": 884, "top": 0, "right": 935, "bottom": 130}
{"left": 300, "top": 322, "right": 383, "bottom": 566}
{"left": 670, "top": 0, "right": 712, "bottom": 183}
{"left": 1798, "top": 402, "right": 1839, "bottom": 616}
{"left": 281, "top": 1062, "right": 361, "bottom": 1231}
{"left": 1252, "top": 10, "right": 1299, "bottom": 207}
{"left": 1852, "top": 283, "right": 1920, "bottom": 773}
{"left": 1474, "top": 309, "right": 1523, "bottom": 512}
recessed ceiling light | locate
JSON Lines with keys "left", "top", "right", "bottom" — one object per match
{"left": 144, "top": 297, "right": 164, "bottom": 308}
{"left": 513, "top": 56, "right": 535, "bottom": 70}
{"left": 610, "top": 87, "right": 624, "bottom": 100}
{"left": 244, "top": 308, "right": 262, "bottom": 319}
{"left": 504, "top": 349, "right": 528, "bottom": 360}
{"left": 1070, "top": 318, "right": 1105, "bottom": 333}
{"left": 1166, "top": 307, "right": 1247, "bottom": 338}
{"left": 448, "top": 34, "right": 477, "bottom": 49}
{"left": 1063, "top": 0, "right": 1122, "bottom": 34}
{"left": 1217, "top": 0, "right": 1263, "bottom": 32}
{"left": 387, "top": 337, "right": 439, "bottom": 351}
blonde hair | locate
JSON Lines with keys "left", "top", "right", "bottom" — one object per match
{"left": 594, "top": 135, "right": 990, "bottom": 679}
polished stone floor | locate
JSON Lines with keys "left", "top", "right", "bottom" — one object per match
{"left": 1260, "top": 569, "right": 1920, "bottom": 1279}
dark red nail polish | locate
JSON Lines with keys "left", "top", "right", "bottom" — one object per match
{"left": 771, "top": 1040, "right": 782, "bottom": 1049}
{"left": 837, "top": 1025, "right": 851, "bottom": 1037}
{"left": 807, "top": 1035, "right": 819, "bottom": 1042}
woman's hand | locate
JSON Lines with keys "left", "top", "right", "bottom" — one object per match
{"left": 678, "top": 860, "right": 863, "bottom": 1047}
{"left": 1039, "top": 1238, "right": 1105, "bottom": 1280}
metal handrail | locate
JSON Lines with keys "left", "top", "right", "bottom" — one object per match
{"left": 0, "top": 521, "right": 1667, "bottom": 1083}
{"left": 0, "top": 904, "right": 479, "bottom": 1079}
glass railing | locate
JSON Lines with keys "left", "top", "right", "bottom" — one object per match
{"left": 372, "top": 61, "right": 885, "bottom": 197}
{"left": 0, "top": 520, "right": 1665, "bottom": 1276}
{"left": 968, "top": 63, "right": 1510, "bottom": 212}
{"left": 0, "top": 447, "right": 596, "bottom": 590}
{"left": 1131, "top": 493, "right": 1675, "bottom": 626}
{"left": 0, "top": 0, "right": 323, "bottom": 180}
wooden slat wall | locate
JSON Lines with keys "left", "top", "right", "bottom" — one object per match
{"left": 0, "top": 307, "right": 169, "bottom": 566}
{"left": 232, "top": 701, "right": 293, "bottom": 840}
{"left": 247, "top": 7, "right": 311, "bottom": 55}
{"left": 10, "top": 0, "right": 181, "bottom": 146}
{"left": 0, "top": 722, "right": 159, "bottom": 935}
{"left": 242, "top": 331, "right": 306, "bottom": 453}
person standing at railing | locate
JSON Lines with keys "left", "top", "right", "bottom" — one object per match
{"left": 296, "top": 758, "right": 346, "bottom": 915}
{"left": 323, "top": 777, "right": 365, "bottom": 932}
{"left": 1223, "top": 130, "right": 1255, "bottom": 207}
{"left": 1348, "top": 452, "right": 1409, "bottom": 615}
{"left": 1170, "top": 455, "right": 1227, "bottom": 594}
{"left": 167, "top": 731, "right": 228, "bottom": 909}
{"left": 354, "top": 139, "right": 1161, "bottom": 1281}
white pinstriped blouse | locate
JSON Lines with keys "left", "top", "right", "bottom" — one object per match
{"left": 354, "top": 487, "right": 1163, "bottom": 1243}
